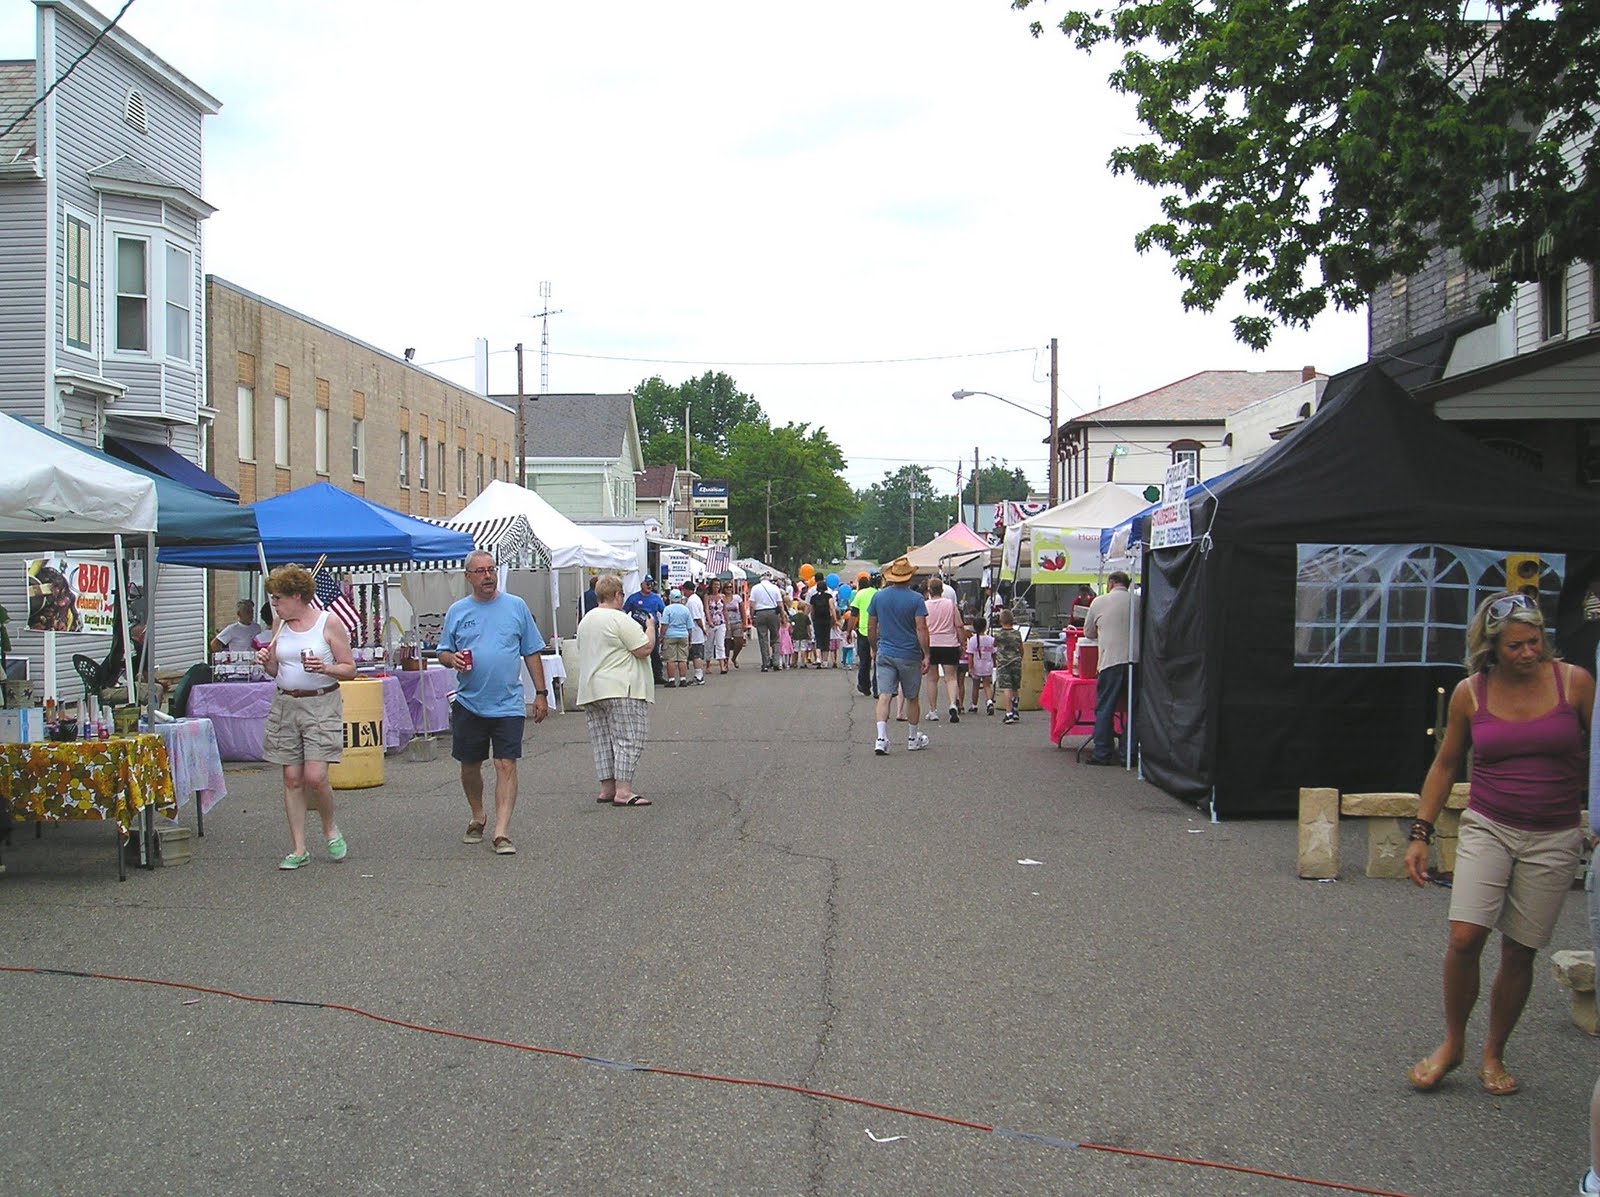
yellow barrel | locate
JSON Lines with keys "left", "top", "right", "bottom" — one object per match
{"left": 329, "top": 678, "right": 385, "bottom": 790}
{"left": 1018, "top": 642, "right": 1047, "bottom": 711}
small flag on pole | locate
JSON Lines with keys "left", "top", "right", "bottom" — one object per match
{"left": 313, "top": 569, "right": 361, "bottom": 639}
{"left": 705, "top": 544, "right": 730, "bottom": 575}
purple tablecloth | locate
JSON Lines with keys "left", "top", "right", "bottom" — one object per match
{"left": 396, "top": 667, "right": 452, "bottom": 736}
{"left": 187, "top": 676, "right": 415, "bottom": 762}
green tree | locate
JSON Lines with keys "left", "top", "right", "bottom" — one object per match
{"left": 1015, "top": 0, "right": 1600, "bottom": 347}
{"left": 720, "top": 422, "right": 856, "bottom": 572}
{"left": 855, "top": 466, "right": 956, "bottom": 564}
{"left": 633, "top": 372, "right": 767, "bottom": 467}
{"left": 960, "top": 463, "right": 1030, "bottom": 506}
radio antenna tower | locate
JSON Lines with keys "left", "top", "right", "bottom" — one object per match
{"left": 532, "top": 280, "right": 562, "bottom": 395}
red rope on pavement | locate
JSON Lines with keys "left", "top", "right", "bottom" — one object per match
{"left": 0, "top": 965, "right": 1417, "bottom": 1197}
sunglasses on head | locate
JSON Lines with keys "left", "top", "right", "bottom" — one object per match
{"left": 1487, "top": 593, "right": 1540, "bottom": 626}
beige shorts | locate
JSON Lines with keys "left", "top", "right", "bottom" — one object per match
{"left": 662, "top": 638, "right": 689, "bottom": 664}
{"left": 263, "top": 686, "right": 345, "bottom": 766}
{"left": 1448, "top": 807, "right": 1581, "bottom": 948}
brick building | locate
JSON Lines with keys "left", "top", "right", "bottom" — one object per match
{"left": 203, "top": 276, "right": 515, "bottom": 631}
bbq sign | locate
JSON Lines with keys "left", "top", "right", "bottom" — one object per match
{"left": 26, "top": 555, "right": 115, "bottom": 634}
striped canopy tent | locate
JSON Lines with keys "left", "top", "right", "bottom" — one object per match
{"left": 415, "top": 513, "right": 547, "bottom": 571}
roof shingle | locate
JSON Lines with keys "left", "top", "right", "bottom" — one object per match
{"left": 1067, "top": 370, "right": 1316, "bottom": 426}
{"left": 492, "top": 393, "right": 635, "bottom": 460}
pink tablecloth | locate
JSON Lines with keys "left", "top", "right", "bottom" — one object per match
{"left": 1040, "top": 671, "right": 1098, "bottom": 746}
{"left": 187, "top": 676, "right": 415, "bottom": 762}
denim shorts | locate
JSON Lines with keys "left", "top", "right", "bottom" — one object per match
{"left": 875, "top": 655, "right": 924, "bottom": 702}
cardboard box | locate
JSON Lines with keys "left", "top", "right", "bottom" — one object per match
{"left": 0, "top": 707, "right": 46, "bottom": 744}
{"left": 157, "top": 826, "right": 192, "bottom": 866}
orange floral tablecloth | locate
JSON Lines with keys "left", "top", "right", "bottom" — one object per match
{"left": 0, "top": 734, "right": 178, "bottom": 835}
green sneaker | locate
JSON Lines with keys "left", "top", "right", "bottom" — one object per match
{"left": 326, "top": 832, "right": 348, "bottom": 862}
{"left": 278, "top": 851, "right": 311, "bottom": 870}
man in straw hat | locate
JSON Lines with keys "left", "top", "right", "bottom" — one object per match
{"left": 867, "top": 557, "right": 931, "bottom": 755}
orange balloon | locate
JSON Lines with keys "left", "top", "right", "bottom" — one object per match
{"left": 799, "top": 563, "right": 815, "bottom": 580}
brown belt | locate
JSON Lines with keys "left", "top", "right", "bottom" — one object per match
{"left": 279, "top": 686, "right": 337, "bottom": 698}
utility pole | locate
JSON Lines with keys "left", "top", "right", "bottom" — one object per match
{"left": 973, "top": 446, "right": 981, "bottom": 529}
{"left": 765, "top": 478, "right": 773, "bottom": 565}
{"left": 515, "top": 343, "right": 526, "bottom": 488}
{"left": 1049, "top": 336, "right": 1060, "bottom": 506}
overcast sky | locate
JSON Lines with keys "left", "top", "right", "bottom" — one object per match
{"left": 4, "top": 0, "right": 1368, "bottom": 494}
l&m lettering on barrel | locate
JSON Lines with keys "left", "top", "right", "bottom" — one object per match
{"left": 344, "top": 719, "right": 383, "bottom": 749}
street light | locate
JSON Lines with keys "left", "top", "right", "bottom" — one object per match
{"left": 952, "top": 386, "right": 1060, "bottom": 505}
{"left": 765, "top": 480, "right": 817, "bottom": 566}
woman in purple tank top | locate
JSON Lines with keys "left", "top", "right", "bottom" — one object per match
{"left": 1405, "top": 592, "right": 1594, "bottom": 1098}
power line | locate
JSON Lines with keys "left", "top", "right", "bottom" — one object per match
{"left": 549, "top": 346, "right": 1037, "bottom": 368}
{"left": 0, "top": 0, "right": 139, "bottom": 144}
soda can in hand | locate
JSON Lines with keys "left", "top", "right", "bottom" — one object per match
{"left": 458, "top": 648, "right": 473, "bottom": 671}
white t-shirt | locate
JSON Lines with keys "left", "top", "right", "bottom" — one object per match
{"left": 214, "top": 620, "right": 262, "bottom": 653}
{"left": 686, "top": 594, "right": 707, "bottom": 645}
{"left": 750, "top": 580, "right": 785, "bottom": 612}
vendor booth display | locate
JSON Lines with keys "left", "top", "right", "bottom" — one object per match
{"left": 1006, "top": 484, "right": 1149, "bottom": 586}
{"left": 1125, "top": 367, "right": 1600, "bottom": 816}
{"left": 903, "top": 523, "right": 989, "bottom": 576}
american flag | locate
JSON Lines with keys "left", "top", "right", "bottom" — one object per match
{"left": 313, "top": 570, "right": 362, "bottom": 640}
{"left": 705, "top": 544, "right": 730, "bottom": 575}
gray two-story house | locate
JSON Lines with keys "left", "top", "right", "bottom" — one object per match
{"left": 0, "top": 0, "right": 222, "bottom": 688}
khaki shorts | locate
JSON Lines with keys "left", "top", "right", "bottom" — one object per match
{"left": 1449, "top": 807, "right": 1581, "bottom": 948}
{"left": 662, "top": 638, "right": 689, "bottom": 664}
{"left": 262, "top": 686, "right": 345, "bottom": 766}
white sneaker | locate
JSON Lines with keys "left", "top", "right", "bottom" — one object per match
{"left": 907, "top": 732, "right": 930, "bottom": 751}
{"left": 874, "top": 735, "right": 888, "bottom": 756}
{"left": 1581, "top": 1167, "right": 1600, "bottom": 1196}
{"left": 926, "top": 709, "right": 939, "bottom": 722}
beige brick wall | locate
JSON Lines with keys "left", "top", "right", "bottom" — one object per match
{"left": 204, "top": 278, "right": 516, "bottom": 634}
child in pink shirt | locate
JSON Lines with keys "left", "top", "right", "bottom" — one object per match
{"left": 964, "top": 616, "right": 997, "bottom": 716}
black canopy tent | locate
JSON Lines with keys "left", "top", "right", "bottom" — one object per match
{"left": 1136, "top": 366, "right": 1600, "bottom": 816}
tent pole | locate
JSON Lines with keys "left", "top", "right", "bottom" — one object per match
{"left": 1125, "top": 576, "right": 1137, "bottom": 770}
{"left": 113, "top": 534, "right": 135, "bottom": 707}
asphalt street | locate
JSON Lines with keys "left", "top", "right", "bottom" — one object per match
{"left": 2, "top": 662, "right": 1593, "bottom": 1196}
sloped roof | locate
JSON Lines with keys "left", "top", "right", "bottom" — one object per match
{"left": 0, "top": 61, "right": 37, "bottom": 167}
{"left": 635, "top": 463, "right": 676, "bottom": 499}
{"left": 494, "top": 392, "right": 636, "bottom": 460}
{"left": 1065, "top": 370, "right": 1314, "bottom": 427}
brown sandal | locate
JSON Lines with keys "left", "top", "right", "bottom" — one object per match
{"left": 492, "top": 835, "right": 517, "bottom": 855}
{"left": 462, "top": 822, "right": 485, "bottom": 844}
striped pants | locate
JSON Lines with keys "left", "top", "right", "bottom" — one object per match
{"left": 584, "top": 697, "right": 651, "bottom": 783}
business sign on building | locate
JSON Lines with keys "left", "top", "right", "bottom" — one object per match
{"left": 1149, "top": 499, "right": 1192, "bottom": 549}
{"left": 691, "top": 480, "right": 729, "bottom": 510}
{"left": 692, "top": 514, "right": 729, "bottom": 539}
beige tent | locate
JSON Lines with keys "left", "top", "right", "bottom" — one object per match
{"left": 902, "top": 523, "right": 990, "bottom": 575}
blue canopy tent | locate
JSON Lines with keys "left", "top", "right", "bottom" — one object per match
{"left": 161, "top": 482, "right": 474, "bottom": 569}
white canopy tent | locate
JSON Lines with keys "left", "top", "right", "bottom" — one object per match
{"left": 1004, "top": 483, "right": 1150, "bottom": 585}
{"left": 0, "top": 411, "right": 159, "bottom": 539}
{"left": 453, "top": 481, "right": 639, "bottom": 636}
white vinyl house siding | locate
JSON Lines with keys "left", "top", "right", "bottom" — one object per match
{"left": 0, "top": 183, "right": 48, "bottom": 418}
{"left": 45, "top": 7, "right": 207, "bottom": 423}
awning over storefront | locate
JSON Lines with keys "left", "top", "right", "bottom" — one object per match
{"left": 105, "top": 436, "right": 238, "bottom": 502}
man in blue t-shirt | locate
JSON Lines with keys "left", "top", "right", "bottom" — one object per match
{"left": 439, "top": 551, "right": 549, "bottom": 856}
{"left": 624, "top": 574, "right": 667, "bottom": 684}
{"left": 867, "top": 556, "right": 930, "bottom": 756}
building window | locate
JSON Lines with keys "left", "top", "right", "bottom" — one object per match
{"left": 274, "top": 394, "right": 289, "bottom": 467}
{"left": 113, "top": 235, "right": 149, "bottom": 352}
{"left": 237, "top": 385, "right": 255, "bottom": 461}
{"left": 64, "top": 213, "right": 93, "bottom": 351}
{"left": 1542, "top": 267, "right": 1567, "bottom": 340}
{"left": 314, "top": 408, "right": 329, "bottom": 474}
{"left": 352, "top": 418, "right": 365, "bottom": 478}
{"left": 1169, "top": 439, "right": 1202, "bottom": 479}
{"left": 418, "top": 437, "right": 429, "bottom": 490}
{"left": 437, "top": 442, "right": 446, "bottom": 493}
{"left": 476, "top": 453, "right": 484, "bottom": 494}
{"left": 399, "top": 434, "right": 410, "bottom": 487}
{"left": 164, "top": 243, "right": 193, "bottom": 362}
{"left": 457, "top": 447, "right": 467, "bottom": 497}
{"left": 489, "top": 456, "right": 497, "bottom": 484}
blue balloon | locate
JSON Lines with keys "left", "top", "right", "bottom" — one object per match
{"left": 825, "top": 572, "right": 840, "bottom": 588}
{"left": 837, "top": 583, "right": 854, "bottom": 607}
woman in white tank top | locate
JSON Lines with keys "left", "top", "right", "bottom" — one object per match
{"left": 255, "top": 564, "right": 357, "bottom": 870}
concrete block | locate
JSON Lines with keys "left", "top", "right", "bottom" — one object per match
{"left": 1297, "top": 787, "right": 1339, "bottom": 879}
{"left": 1366, "top": 818, "right": 1410, "bottom": 879}
{"left": 1343, "top": 792, "right": 1422, "bottom": 818}
{"left": 1553, "top": 950, "right": 1596, "bottom": 992}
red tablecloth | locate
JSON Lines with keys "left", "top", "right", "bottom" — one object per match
{"left": 1039, "top": 671, "right": 1098, "bottom": 746}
